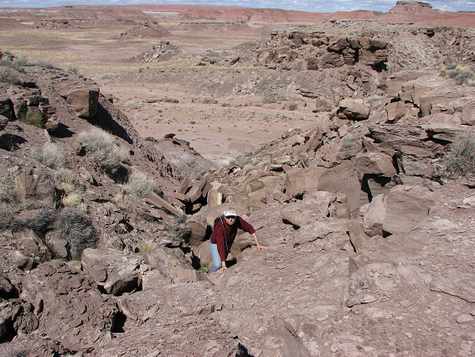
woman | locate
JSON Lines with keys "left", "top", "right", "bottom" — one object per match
{"left": 209, "top": 210, "right": 262, "bottom": 273}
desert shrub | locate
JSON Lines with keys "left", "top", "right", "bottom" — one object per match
{"left": 54, "top": 168, "right": 78, "bottom": 193}
{"left": 0, "top": 53, "right": 30, "bottom": 70}
{"left": 63, "top": 193, "right": 82, "bottom": 207}
{"left": 57, "top": 207, "right": 97, "bottom": 260}
{"left": 125, "top": 170, "right": 156, "bottom": 198}
{"left": 443, "top": 135, "right": 475, "bottom": 177}
{"left": 0, "top": 67, "right": 20, "bottom": 84}
{"left": 67, "top": 66, "right": 79, "bottom": 75}
{"left": 0, "top": 174, "right": 16, "bottom": 205}
{"left": 77, "top": 128, "right": 129, "bottom": 171}
{"left": 443, "top": 64, "right": 475, "bottom": 86}
{"left": 32, "top": 143, "right": 65, "bottom": 169}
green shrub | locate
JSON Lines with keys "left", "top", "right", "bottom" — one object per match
{"left": 77, "top": 128, "right": 129, "bottom": 171}
{"left": 32, "top": 143, "right": 65, "bottom": 169}
{"left": 125, "top": 170, "right": 156, "bottom": 198}
{"left": 444, "top": 135, "right": 475, "bottom": 177}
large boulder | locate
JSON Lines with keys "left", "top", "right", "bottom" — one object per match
{"left": 281, "top": 191, "right": 348, "bottom": 229}
{"left": 144, "top": 245, "right": 198, "bottom": 283}
{"left": 64, "top": 86, "right": 100, "bottom": 119}
{"left": 81, "top": 248, "right": 143, "bottom": 296}
{"left": 362, "top": 185, "right": 434, "bottom": 237}
{"left": 337, "top": 98, "right": 370, "bottom": 121}
{"left": 354, "top": 152, "right": 396, "bottom": 178}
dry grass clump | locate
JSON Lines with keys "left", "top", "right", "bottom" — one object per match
{"left": 63, "top": 192, "right": 82, "bottom": 207}
{"left": 442, "top": 64, "right": 475, "bottom": 86}
{"left": 78, "top": 128, "right": 128, "bottom": 169}
{"left": 0, "top": 67, "right": 20, "bottom": 84}
{"left": 443, "top": 135, "right": 475, "bottom": 177}
{"left": 32, "top": 143, "right": 65, "bottom": 169}
{"left": 125, "top": 170, "right": 156, "bottom": 198}
{"left": 0, "top": 54, "right": 29, "bottom": 73}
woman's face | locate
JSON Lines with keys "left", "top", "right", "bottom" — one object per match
{"left": 224, "top": 216, "right": 236, "bottom": 225}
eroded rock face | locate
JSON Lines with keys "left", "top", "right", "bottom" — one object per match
{"left": 18, "top": 261, "right": 118, "bottom": 352}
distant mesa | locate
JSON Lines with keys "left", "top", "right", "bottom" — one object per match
{"left": 389, "top": 1, "right": 435, "bottom": 14}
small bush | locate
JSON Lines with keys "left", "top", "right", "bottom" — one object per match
{"left": 63, "top": 193, "right": 82, "bottom": 207}
{"left": 0, "top": 174, "right": 16, "bottom": 205}
{"left": 0, "top": 54, "right": 30, "bottom": 72}
{"left": 57, "top": 207, "right": 97, "bottom": 260}
{"left": 443, "top": 64, "right": 475, "bottom": 86}
{"left": 0, "top": 67, "right": 20, "bottom": 84}
{"left": 32, "top": 143, "right": 65, "bottom": 169}
{"left": 443, "top": 135, "right": 475, "bottom": 177}
{"left": 78, "top": 128, "right": 128, "bottom": 170}
{"left": 125, "top": 170, "right": 155, "bottom": 198}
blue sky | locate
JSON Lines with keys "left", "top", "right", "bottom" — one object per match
{"left": 0, "top": 1, "right": 474, "bottom": 12}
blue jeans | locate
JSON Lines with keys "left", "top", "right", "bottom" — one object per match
{"left": 209, "top": 243, "right": 222, "bottom": 272}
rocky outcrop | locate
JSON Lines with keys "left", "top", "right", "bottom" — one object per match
{"left": 257, "top": 31, "right": 389, "bottom": 72}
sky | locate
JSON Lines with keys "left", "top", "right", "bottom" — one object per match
{"left": 0, "top": 0, "right": 474, "bottom": 13}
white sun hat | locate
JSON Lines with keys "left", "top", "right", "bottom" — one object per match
{"left": 223, "top": 210, "right": 237, "bottom": 217}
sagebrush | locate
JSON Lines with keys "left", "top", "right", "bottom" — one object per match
{"left": 78, "top": 128, "right": 128, "bottom": 170}
{"left": 32, "top": 143, "right": 65, "bottom": 169}
{"left": 444, "top": 135, "right": 475, "bottom": 177}
{"left": 125, "top": 170, "right": 156, "bottom": 198}
{"left": 442, "top": 64, "right": 475, "bottom": 86}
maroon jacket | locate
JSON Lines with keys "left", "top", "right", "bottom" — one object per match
{"left": 210, "top": 215, "right": 256, "bottom": 261}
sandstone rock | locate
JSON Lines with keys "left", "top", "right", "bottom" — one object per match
{"left": 424, "top": 123, "right": 474, "bottom": 143}
{"left": 144, "top": 246, "right": 198, "bottom": 283}
{"left": 81, "top": 248, "right": 142, "bottom": 295}
{"left": 20, "top": 261, "right": 117, "bottom": 351}
{"left": 12, "top": 229, "right": 52, "bottom": 266}
{"left": 337, "top": 98, "right": 370, "bottom": 121}
{"left": 385, "top": 101, "right": 418, "bottom": 123}
{"left": 362, "top": 185, "right": 434, "bottom": 237}
{"left": 65, "top": 87, "right": 100, "bottom": 119}
{"left": 0, "top": 300, "right": 38, "bottom": 343}
{"left": 0, "top": 115, "right": 7, "bottom": 131}
{"left": 207, "top": 182, "right": 223, "bottom": 208}
{"left": 260, "top": 319, "right": 312, "bottom": 357}
{"left": 336, "top": 132, "right": 364, "bottom": 160}
{"left": 284, "top": 167, "right": 325, "bottom": 198}
{"left": 354, "top": 152, "right": 396, "bottom": 178}
{"left": 0, "top": 275, "right": 16, "bottom": 299}
{"left": 318, "top": 161, "right": 366, "bottom": 215}
{"left": 461, "top": 102, "right": 475, "bottom": 126}
{"left": 0, "top": 97, "right": 15, "bottom": 121}
{"left": 314, "top": 97, "right": 333, "bottom": 112}
{"left": 281, "top": 191, "right": 342, "bottom": 228}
